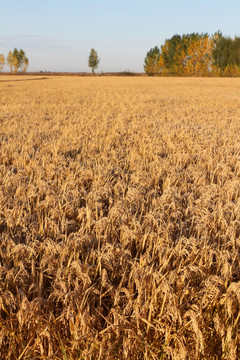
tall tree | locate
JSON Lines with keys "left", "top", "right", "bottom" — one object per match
{"left": 0, "top": 54, "right": 5, "bottom": 71}
{"left": 212, "top": 37, "right": 233, "bottom": 70}
{"left": 229, "top": 37, "right": 240, "bottom": 66}
{"left": 184, "top": 34, "right": 214, "bottom": 76}
{"left": 88, "top": 49, "right": 100, "bottom": 74}
{"left": 7, "top": 48, "right": 29, "bottom": 72}
{"left": 161, "top": 34, "right": 182, "bottom": 70}
{"left": 144, "top": 46, "right": 163, "bottom": 75}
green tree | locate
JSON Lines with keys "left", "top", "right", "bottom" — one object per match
{"left": 229, "top": 37, "right": 240, "bottom": 66}
{"left": 161, "top": 34, "right": 182, "bottom": 69}
{"left": 7, "top": 48, "right": 29, "bottom": 72}
{"left": 0, "top": 54, "right": 5, "bottom": 71}
{"left": 212, "top": 36, "right": 233, "bottom": 70}
{"left": 212, "top": 35, "right": 240, "bottom": 71}
{"left": 144, "top": 46, "right": 162, "bottom": 75}
{"left": 88, "top": 49, "right": 100, "bottom": 74}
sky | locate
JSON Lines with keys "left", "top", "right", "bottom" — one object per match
{"left": 1, "top": 0, "right": 240, "bottom": 72}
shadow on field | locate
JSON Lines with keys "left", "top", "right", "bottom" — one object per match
{"left": 0, "top": 77, "right": 49, "bottom": 83}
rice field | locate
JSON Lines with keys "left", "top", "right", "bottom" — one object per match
{"left": 0, "top": 76, "right": 240, "bottom": 359}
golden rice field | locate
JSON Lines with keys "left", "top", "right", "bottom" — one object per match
{"left": 0, "top": 76, "right": 240, "bottom": 359}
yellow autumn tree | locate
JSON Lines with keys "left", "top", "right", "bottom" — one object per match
{"left": 159, "top": 43, "right": 170, "bottom": 75}
{"left": 172, "top": 44, "right": 186, "bottom": 75}
{"left": 0, "top": 54, "right": 5, "bottom": 71}
{"left": 7, "top": 48, "right": 29, "bottom": 72}
{"left": 184, "top": 35, "right": 214, "bottom": 76}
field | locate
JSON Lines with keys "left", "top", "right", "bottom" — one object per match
{"left": 0, "top": 76, "right": 240, "bottom": 359}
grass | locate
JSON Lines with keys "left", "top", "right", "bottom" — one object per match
{"left": 0, "top": 76, "right": 240, "bottom": 359}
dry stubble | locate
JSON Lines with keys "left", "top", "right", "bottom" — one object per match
{"left": 0, "top": 76, "right": 240, "bottom": 359}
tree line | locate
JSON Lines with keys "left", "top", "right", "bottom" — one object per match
{"left": 144, "top": 32, "right": 240, "bottom": 76}
{"left": 2, "top": 35, "right": 240, "bottom": 76}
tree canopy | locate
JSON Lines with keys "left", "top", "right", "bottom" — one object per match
{"left": 144, "top": 46, "right": 162, "bottom": 75}
{"left": 0, "top": 54, "right": 5, "bottom": 71}
{"left": 7, "top": 48, "right": 29, "bottom": 72}
{"left": 212, "top": 36, "right": 240, "bottom": 71}
{"left": 144, "top": 32, "right": 240, "bottom": 77}
{"left": 88, "top": 49, "right": 100, "bottom": 74}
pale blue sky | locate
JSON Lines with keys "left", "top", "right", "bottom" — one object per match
{"left": 1, "top": 0, "right": 240, "bottom": 72}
